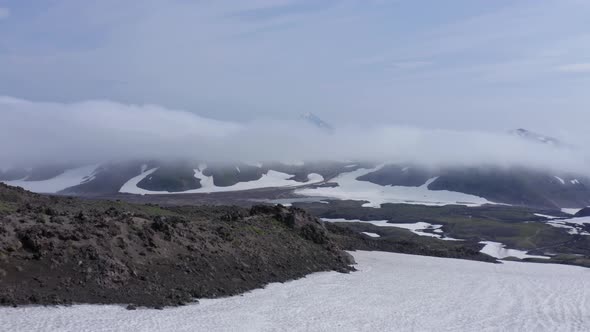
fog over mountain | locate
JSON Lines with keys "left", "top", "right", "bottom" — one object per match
{"left": 1, "top": 96, "right": 588, "bottom": 175}
{"left": 1, "top": 1, "right": 589, "bottom": 173}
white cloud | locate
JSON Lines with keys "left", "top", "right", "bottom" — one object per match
{"left": 389, "top": 61, "right": 432, "bottom": 70}
{"left": 0, "top": 7, "right": 10, "bottom": 20}
{"left": 242, "top": 0, "right": 297, "bottom": 10}
{"left": 1, "top": 96, "right": 589, "bottom": 176}
{"left": 556, "top": 63, "right": 590, "bottom": 73}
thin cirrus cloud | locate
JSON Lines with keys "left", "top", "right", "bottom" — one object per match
{"left": 389, "top": 61, "right": 433, "bottom": 70}
{"left": 556, "top": 63, "right": 590, "bottom": 73}
{"left": 0, "top": 1, "right": 589, "bottom": 134}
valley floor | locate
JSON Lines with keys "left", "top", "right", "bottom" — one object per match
{"left": 2, "top": 251, "right": 589, "bottom": 332}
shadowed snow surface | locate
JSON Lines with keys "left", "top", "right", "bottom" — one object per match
{"left": 562, "top": 208, "right": 583, "bottom": 215}
{"left": 1, "top": 251, "right": 589, "bottom": 332}
{"left": 3, "top": 165, "right": 99, "bottom": 193}
{"left": 119, "top": 167, "right": 323, "bottom": 194}
{"left": 296, "top": 167, "right": 492, "bottom": 207}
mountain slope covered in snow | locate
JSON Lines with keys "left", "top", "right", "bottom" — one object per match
{"left": 2, "top": 160, "right": 590, "bottom": 209}
{"left": 2, "top": 251, "right": 588, "bottom": 332}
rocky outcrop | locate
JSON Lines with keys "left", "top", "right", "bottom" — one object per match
{"left": 0, "top": 184, "right": 353, "bottom": 307}
{"left": 575, "top": 207, "right": 590, "bottom": 218}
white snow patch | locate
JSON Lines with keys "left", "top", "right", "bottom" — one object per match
{"left": 383, "top": 221, "right": 443, "bottom": 238}
{"left": 561, "top": 208, "right": 583, "bottom": 215}
{"left": 545, "top": 222, "right": 586, "bottom": 235}
{"left": 571, "top": 179, "right": 580, "bottom": 185}
{"left": 479, "top": 241, "right": 549, "bottom": 260}
{"left": 119, "top": 168, "right": 324, "bottom": 195}
{"left": 297, "top": 166, "right": 492, "bottom": 208}
{"left": 254, "top": 197, "right": 330, "bottom": 205}
{"left": 544, "top": 216, "right": 590, "bottom": 236}
{"left": 235, "top": 166, "right": 241, "bottom": 173}
{"left": 119, "top": 168, "right": 159, "bottom": 195}
{"left": 423, "top": 176, "right": 439, "bottom": 186}
{"left": 281, "top": 160, "right": 305, "bottom": 166}
{"left": 534, "top": 213, "right": 560, "bottom": 219}
{"left": 2, "top": 251, "right": 589, "bottom": 332}
{"left": 344, "top": 164, "right": 358, "bottom": 168}
{"left": 3, "top": 165, "right": 100, "bottom": 193}
{"left": 322, "top": 218, "right": 460, "bottom": 240}
{"left": 554, "top": 176, "right": 565, "bottom": 185}
{"left": 361, "top": 232, "right": 380, "bottom": 238}
{"left": 322, "top": 218, "right": 390, "bottom": 226}
{"left": 554, "top": 216, "right": 590, "bottom": 226}
{"left": 401, "top": 166, "right": 410, "bottom": 172}
{"left": 440, "top": 237, "right": 465, "bottom": 241}
{"left": 190, "top": 169, "right": 324, "bottom": 194}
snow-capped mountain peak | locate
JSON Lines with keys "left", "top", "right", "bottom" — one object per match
{"left": 300, "top": 112, "right": 333, "bottom": 132}
{"left": 509, "top": 128, "right": 563, "bottom": 146}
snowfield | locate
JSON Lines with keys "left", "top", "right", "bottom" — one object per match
{"left": 322, "top": 218, "right": 461, "bottom": 240}
{"left": 2, "top": 251, "right": 589, "bottom": 332}
{"left": 361, "top": 232, "right": 380, "bottom": 237}
{"left": 296, "top": 166, "right": 492, "bottom": 207}
{"left": 543, "top": 216, "right": 590, "bottom": 236}
{"left": 119, "top": 166, "right": 324, "bottom": 195}
{"left": 2, "top": 165, "right": 99, "bottom": 193}
{"left": 479, "top": 241, "right": 549, "bottom": 260}
{"left": 561, "top": 208, "right": 583, "bottom": 215}
{"left": 554, "top": 176, "right": 566, "bottom": 185}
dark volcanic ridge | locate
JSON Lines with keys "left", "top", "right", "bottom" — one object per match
{"left": 575, "top": 207, "right": 590, "bottom": 217}
{"left": 0, "top": 183, "right": 354, "bottom": 307}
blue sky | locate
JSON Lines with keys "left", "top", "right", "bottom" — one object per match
{"left": 0, "top": 0, "right": 589, "bottom": 134}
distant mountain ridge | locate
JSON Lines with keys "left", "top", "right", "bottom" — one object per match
{"left": 510, "top": 128, "right": 566, "bottom": 147}
{"left": 2, "top": 160, "right": 590, "bottom": 210}
{"left": 2, "top": 126, "right": 588, "bottom": 209}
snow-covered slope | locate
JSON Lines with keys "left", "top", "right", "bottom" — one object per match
{"left": 2, "top": 165, "right": 99, "bottom": 193}
{"left": 120, "top": 166, "right": 324, "bottom": 195}
{"left": 322, "top": 218, "right": 461, "bottom": 240}
{"left": 2, "top": 251, "right": 588, "bottom": 332}
{"left": 4, "top": 160, "right": 590, "bottom": 210}
{"left": 479, "top": 241, "right": 549, "bottom": 260}
{"left": 562, "top": 208, "right": 584, "bottom": 215}
{"left": 542, "top": 216, "right": 590, "bottom": 236}
{"left": 297, "top": 166, "right": 493, "bottom": 207}
{"left": 118, "top": 168, "right": 159, "bottom": 194}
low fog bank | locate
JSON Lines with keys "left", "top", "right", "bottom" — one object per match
{"left": 1, "top": 96, "right": 588, "bottom": 175}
